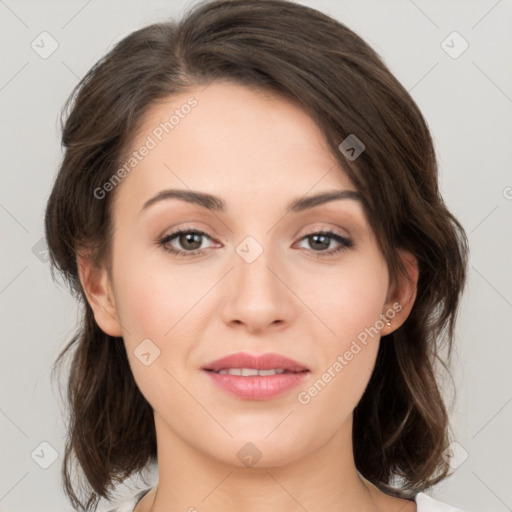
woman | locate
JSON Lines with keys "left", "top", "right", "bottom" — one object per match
{"left": 45, "top": 0, "right": 469, "bottom": 510}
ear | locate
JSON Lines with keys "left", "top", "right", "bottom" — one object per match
{"left": 76, "top": 252, "right": 124, "bottom": 337}
{"left": 379, "top": 249, "right": 419, "bottom": 336}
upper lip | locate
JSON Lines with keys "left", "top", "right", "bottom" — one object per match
{"left": 202, "top": 352, "right": 310, "bottom": 372}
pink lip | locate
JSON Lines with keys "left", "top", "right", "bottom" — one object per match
{"left": 204, "top": 371, "right": 309, "bottom": 400}
{"left": 202, "top": 352, "right": 310, "bottom": 400}
{"left": 202, "top": 352, "right": 309, "bottom": 372}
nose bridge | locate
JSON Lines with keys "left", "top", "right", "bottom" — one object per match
{"left": 221, "top": 232, "right": 293, "bottom": 331}
{"left": 234, "top": 233, "right": 281, "bottom": 301}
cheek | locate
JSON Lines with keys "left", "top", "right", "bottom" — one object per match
{"left": 112, "top": 260, "right": 201, "bottom": 411}
{"left": 111, "top": 249, "right": 216, "bottom": 401}
{"left": 297, "top": 254, "right": 388, "bottom": 344}
{"left": 294, "top": 257, "right": 387, "bottom": 410}
{"left": 117, "top": 275, "right": 170, "bottom": 342}
{"left": 112, "top": 243, "right": 212, "bottom": 342}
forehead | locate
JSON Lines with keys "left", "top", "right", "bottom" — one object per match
{"left": 114, "top": 81, "right": 357, "bottom": 216}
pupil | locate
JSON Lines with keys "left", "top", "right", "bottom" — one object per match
{"left": 310, "top": 234, "right": 329, "bottom": 250}
{"left": 181, "top": 232, "right": 201, "bottom": 250}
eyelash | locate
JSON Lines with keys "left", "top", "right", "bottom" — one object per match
{"left": 157, "top": 227, "right": 353, "bottom": 259}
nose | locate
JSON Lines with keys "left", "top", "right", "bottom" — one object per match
{"left": 221, "top": 240, "right": 295, "bottom": 334}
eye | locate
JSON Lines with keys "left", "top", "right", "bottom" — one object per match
{"left": 157, "top": 228, "right": 218, "bottom": 258}
{"left": 295, "top": 229, "right": 353, "bottom": 257}
{"left": 157, "top": 228, "right": 353, "bottom": 258}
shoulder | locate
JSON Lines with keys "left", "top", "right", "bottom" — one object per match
{"left": 104, "top": 487, "right": 152, "bottom": 512}
{"left": 415, "top": 492, "right": 464, "bottom": 512}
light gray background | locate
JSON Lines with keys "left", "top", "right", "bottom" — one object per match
{"left": 1, "top": 1, "right": 511, "bottom": 511}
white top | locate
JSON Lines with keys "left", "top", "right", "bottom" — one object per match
{"left": 105, "top": 487, "right": 464, "bottom": 512}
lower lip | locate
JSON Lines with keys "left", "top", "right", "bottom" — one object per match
{"left": 203, "top": 370, "right": 309, "bottom": 400}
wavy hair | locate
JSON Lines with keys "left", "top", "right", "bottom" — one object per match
{"left": 45, "top": 0, "right": 469, "bottom": 510}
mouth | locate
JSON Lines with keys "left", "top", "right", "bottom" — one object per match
{"left": 203, "top": 368, "right": 309, "bottom": 376}
{"left": 201, "top": 352, "right": 310, "bottom": 400}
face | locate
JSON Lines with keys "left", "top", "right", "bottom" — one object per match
{"left": 87, "top": 81, "right": 412, "bottom": 469}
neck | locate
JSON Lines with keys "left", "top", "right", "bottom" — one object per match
{"left": 140, "top": 412, "right": 384, "bottom": 512}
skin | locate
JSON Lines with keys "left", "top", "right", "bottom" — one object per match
{"left": 78, "top": 81, "right": 419, "bottom": 512}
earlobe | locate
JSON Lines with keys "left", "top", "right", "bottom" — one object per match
{"left": 76, "top": 253, "right": 124, "bottom": 337}
{"left": 380, "top": 249, "right": 419, "bottom": 336}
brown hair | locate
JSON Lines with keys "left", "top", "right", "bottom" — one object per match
{"left": 45, "top": 0, "right": 469, "bottom": 510}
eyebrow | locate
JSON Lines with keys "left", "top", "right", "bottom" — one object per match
{"left": 140, "top": 188, "right": 362, "bottom": 215}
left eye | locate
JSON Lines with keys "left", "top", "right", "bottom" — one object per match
{"left": 295, "top": 231, "right": 353, "bottom": 255}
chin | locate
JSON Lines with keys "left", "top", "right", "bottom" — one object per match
{"left": 204, "top": 428, "right": 312, "bottom": 469}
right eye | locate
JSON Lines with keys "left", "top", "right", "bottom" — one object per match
{"left": 157, "top": 228, "right": 219, "bottom": 257}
